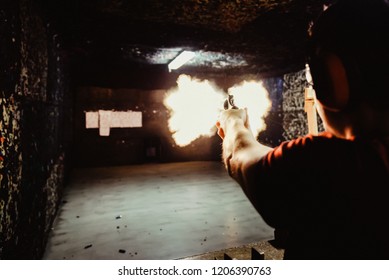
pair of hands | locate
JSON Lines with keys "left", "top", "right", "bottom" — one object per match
{"left": 216, "top": 108, "right": 249, "bottom": 139}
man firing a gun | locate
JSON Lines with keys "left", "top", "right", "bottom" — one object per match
{"left": 216, "top": 0, "right": 389, "bottom": 259}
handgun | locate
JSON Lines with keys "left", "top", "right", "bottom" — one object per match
{"left": 223, "top": 94, "right": 238, "bottom": 110}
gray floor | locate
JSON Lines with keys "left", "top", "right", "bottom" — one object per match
{"left": 43, "top": 161, "right": 274, "bottom": 260}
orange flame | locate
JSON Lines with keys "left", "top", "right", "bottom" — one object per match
{"left": 164, "top": 75, "right": 272, "bottom": 147}
{"left": 164, "top": 75, "right": 224, "bottom": 147}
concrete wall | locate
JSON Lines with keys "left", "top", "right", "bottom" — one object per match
{"left": 0, "top": 0, "right": 72, "bottom": 259}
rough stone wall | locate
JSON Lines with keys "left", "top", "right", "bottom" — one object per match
{"left": 0, "top": 0, "right": 71, "bottom": 259}
{"left": 260, "top": 70, "right": 324, "bottom": 147}
{"left": 0, "top": 0, "right": 23, "bottom": 259}
{"left": 282, "top": 70, "right": 309, "bottom": 140}
{"left": 281, "top": 70, "right": 323, "bottom": 141}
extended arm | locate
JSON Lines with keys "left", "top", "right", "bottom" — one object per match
{"left": 216, "top": 109, "right": 273, "bottom": 192}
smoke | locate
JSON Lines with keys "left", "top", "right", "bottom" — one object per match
{"left": 164, "top": 74, "right": 272, "bottom": 147}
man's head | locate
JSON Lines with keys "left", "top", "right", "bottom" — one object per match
{"left": 308, "top": 0, "right": 389, "bottom": 138}
{"left": 308, "top": 0, "right": 389, "bottom": 110}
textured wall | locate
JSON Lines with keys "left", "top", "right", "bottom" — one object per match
{"left": 281, "top": 70, "right": 323, "bottom": 141}
{"left": 0, "top": 0, "right": 71, "bottom": 259}
{"left": 282, "top": 70, "right": 309, "bottom": 140}
{"left": 0, "top": 0, "right": 23, "bottom": 259}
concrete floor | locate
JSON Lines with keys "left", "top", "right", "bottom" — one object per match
{"left": 43, "top": 161, "right": 274, "bottom": 260}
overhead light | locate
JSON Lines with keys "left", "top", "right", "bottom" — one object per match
{"left": 168, "top": 51, "right": 195, "bottom": 72}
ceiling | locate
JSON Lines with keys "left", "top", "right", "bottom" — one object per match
{"left": 42, "top": 0, "right": 330, "bottom": 84}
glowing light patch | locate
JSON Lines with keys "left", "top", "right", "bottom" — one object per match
{"left": 168, "top": 51, "right": 195, "bottom": 72}
{"left": 164, "top": 75, "right": 225, "bottom": 147}
{"left": 228, "top": 81, "right": 272, "bottom": 136}
{"left": 164, "top": 75, "right": 272, "bottom": 147}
